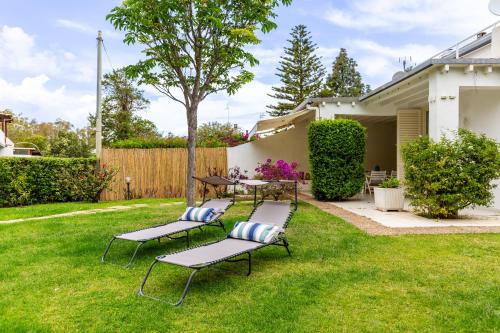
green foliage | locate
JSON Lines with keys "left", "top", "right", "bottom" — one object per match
{"left": 196, "top": 122, "right": 251, "bottom": 147}
{"left": 110, "top": 137, "right": 187, "bottom": 149}
{"left": 5, "top": 111, "right": 93, "bottom": 157}
{"left": 308, "top": 119, "right": 366, "bottom": 200}
{"left": 48, "top": 130, "right": 93, "bottom": 158}
{"left": 107, "top": 0, "right": 291, "bottom": 104}
{"left": 379, "top": 177, "right": 400, "bottom": 189}
{"left": 197, "top": 122, "right": 238, "bottom": 146}
{"left": 0, "top": 157, "right": 116, "bottom": 207}
{"left": 402, "top": 129, "right": 500, "bottom": 218}
{"left": 267, "top": 24, "right": 326, "bottom": 116}
{"left": 319, "top": 48, "right": 369, "bottom": 98}
{"left": 88, "top": 69, "right": 159, "bottom": 145}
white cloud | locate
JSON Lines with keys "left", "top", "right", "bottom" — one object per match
{"left": 0, "top": 75, "right": 95, "bottom": 126}
{"left": 0, "top": 26, "right": 58, "bottom": 73}
{"left": 56, "top": 18, "right": 122, "bottom": 39}
{"left": 324, "top": 0, "right": 497, "bottom": 37}
{"left": 346, "top": 39, "right": 440, "bottom": 85}
{"left": 143, "top": 80, "right": 274, "bottom": 135}
{"left": 0, "top": 25, "right": 96, "bottom": 83}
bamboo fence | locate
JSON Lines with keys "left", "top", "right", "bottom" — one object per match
{"left": 100, "top": 148, "right": 228, "bottom": 200}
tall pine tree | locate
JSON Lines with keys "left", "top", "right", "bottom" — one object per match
{"left": 320, "top": 48, "right": 369, "bottom": 97}
{"left": 267, "top": 25, "right": 325, "bottom": 117}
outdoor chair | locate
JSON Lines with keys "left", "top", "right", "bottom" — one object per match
{"left": 364, "top": 171, "right": 387, "bottom": 195}
{"left": 389, "top": 170, "right": 398, "bottom": 178}
{"left": 137, "top": 180, "right": 298, "bottom": 306}
{"left": 101, "top": 176, "right": 236, "bottom": 268}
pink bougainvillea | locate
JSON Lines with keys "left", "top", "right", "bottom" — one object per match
{"left": 255, "top": 158, "right": 300, "bottom": 181}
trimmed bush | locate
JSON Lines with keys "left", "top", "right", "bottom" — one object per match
{"left": 0, "top": 157, "right": 116, "bottom": 207}
{"left": 308, "top": 119, "right": 366, "bottom": 200}
{"left": 402, "top": 129, "right": 500, "bottom": 219}
{"left": 110, "top": 137, "right": 187, "bottom": 149}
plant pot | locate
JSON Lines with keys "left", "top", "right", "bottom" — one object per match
{"left": 374, "top": 187, "right": 404, "bottom": 212}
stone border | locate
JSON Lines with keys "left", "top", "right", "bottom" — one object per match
{"left": 299, "top": 194, "right": 500, "bottom": 235}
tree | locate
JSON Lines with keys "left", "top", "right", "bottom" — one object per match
{"left": 267, "top": 24, "right": 325, "bottom": 117}
{"left": 107, "top": 0, "right": 291, "bottom": 205}
{"left": 319, "top": 48, "right": 368, "bottom": 98}
{"left": 89, "top": 69, "right": 159, "bottom": 145}
{"left": 4, "top": 111, "right": 93, "bottom": 157}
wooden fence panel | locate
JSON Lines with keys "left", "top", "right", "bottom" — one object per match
{"left": 100, "top": 148, "right": 228, "bottom": 201}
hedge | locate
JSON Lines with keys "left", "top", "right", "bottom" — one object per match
{"left": 308, "top": 119, "right": 366, "bottom": 201}
{"left": 0, "top": 157, "right": 111, "bottom": 207}
{"left": 110, "top": 137, "right": 187, "bottom": 149}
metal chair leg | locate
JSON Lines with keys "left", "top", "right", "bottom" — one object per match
{"left": 126, "top": 242, "right": 145, "bottom": 268}
{"left": 101, "top": 237, "right": 116, "bottom": 263}
{"left": 219, "top": 220, "right": 226, "bottom": 233}
{"left": 283, "top": 238, "right": 291, "bottom": 256}
{"left": 247, "top": 252, "right": 252, "bottom": 276}
{"left": 175, "top": 269, "right": 199, "bottom": 306}
{"left": 138, "top": 259, "right": 158, "bottom": 297}
{"left": 138, "top": 260, "right": 199, "bottom": 307}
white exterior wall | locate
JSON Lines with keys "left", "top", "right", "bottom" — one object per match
{"left": 228, "top": 117, "right": 312, "bottom": 178}
{"left": 0, "top": 130, "right": 14, "bottom": 157}
{"left": 428, "top": 66, "right": 500, "bottom": 140}
{"left": 459, "top": 89, "right": 500, "bottom": 209}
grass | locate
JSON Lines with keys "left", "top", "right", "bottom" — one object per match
{"left": 0, "top": 198, "right": 179, "bottom": 221}
{"left": 0, "top": 200, "right": 499, "bottom": 332}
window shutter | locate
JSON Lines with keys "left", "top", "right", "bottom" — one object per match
{"left": 397, "top": 109, "right": 426, "bottom": 179}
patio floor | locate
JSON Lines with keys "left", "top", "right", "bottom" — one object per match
{"left": 332, "top": 194, "right": 500, "bottom": 228}
{"left": 299, "top": 192, "right": 500, "bottom": 235}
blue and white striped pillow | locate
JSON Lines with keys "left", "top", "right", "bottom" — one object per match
{"left": 181, "top": 207, "right": 216, "bottom": 223}
{"left": 228, "top": 221, "right": 283, "bottom": 244}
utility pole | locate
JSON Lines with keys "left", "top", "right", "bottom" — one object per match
{"left": 95, "top": 31, "right": 103, "bottom": 159}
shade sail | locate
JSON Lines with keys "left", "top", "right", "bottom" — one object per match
{"left": 254, "top": 109, "right": 315, "bottom": 133}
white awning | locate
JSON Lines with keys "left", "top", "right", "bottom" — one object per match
{"left": 254, "top": 109, "right": 315, "bottom": 134}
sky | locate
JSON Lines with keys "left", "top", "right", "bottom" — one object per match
{"left": 0, "top": 0, "right": 498, "bottom": 135}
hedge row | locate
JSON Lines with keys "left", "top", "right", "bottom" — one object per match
{"left": 109, "top": 137, "right": 187, "bottom": 149}
{"left": 308, "top": 119, "right": 366, "bottom": 201}
{"left": 0, "top": 157, "right": 105, "bottom": 207}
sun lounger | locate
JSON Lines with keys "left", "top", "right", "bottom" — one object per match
{"left": 101, "top": 177, "right": 236, "bottom": 268}
{"left": 138, "top": 181, "right": 297, "bottom": 306}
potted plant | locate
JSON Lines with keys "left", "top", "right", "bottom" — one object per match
{"left": 374, "top": 177, "right": 404, "bottom": 212}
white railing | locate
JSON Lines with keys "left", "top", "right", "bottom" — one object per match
{"left": 429, "top": 20, "right": 500, "bottom": 60}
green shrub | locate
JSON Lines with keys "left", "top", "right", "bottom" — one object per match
{"left": 402, "top": 129, "right": 500, "bottom": 218}
{"left": 0, "top": 157, "right": 116, "bottom": 207}
{"left": 308, "top": 119, "right": 366, "bottom": 200}
{"left": 110, "top": 137, "right": 187, "bottom": 149}
{"left": 379, "top": 177, "right": 400, "bottom": 189}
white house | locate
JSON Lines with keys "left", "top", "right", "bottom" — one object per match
{"left": 0, "top": 114, "right": 14, "bottom": 157}
{"left": 229, "top": 21, "right": 500, "bottom": 209}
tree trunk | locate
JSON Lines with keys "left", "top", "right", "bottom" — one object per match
{"left": 186, "top": 105, "right": 198, "bottom": 206}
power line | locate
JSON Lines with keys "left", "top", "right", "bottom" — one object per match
{"left": 101, "top": 39, "right": 116, "bottom": 72}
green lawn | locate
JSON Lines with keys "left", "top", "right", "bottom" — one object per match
{"left": 0, "top": 200, "right": 498, "bottom": 332}
{"left": 0, "top": 198, "right": 180, "bottom": 221}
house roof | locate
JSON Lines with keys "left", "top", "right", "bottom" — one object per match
{"left": 289, "top": 20, "right": 500, "bottom": 110}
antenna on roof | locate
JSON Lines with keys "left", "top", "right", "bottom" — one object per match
{"left": 490, "top": 0, "right": 500, "bottom": 15}
{"left": 399, "top": 56, "right": 416, "bottom": 72}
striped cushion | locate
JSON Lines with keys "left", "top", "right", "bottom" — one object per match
{"left": 228, "top": 221, "right": 283, "bottom": 244}
{"left": 181, "top": 207, "right": 216, "bottom": 223}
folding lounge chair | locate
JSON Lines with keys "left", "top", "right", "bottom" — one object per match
{"left": 101, "top": 176, "right": 236, "bottom": 268}
{"left": 138, "top": 180, "right": 298, "bottom": 306}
